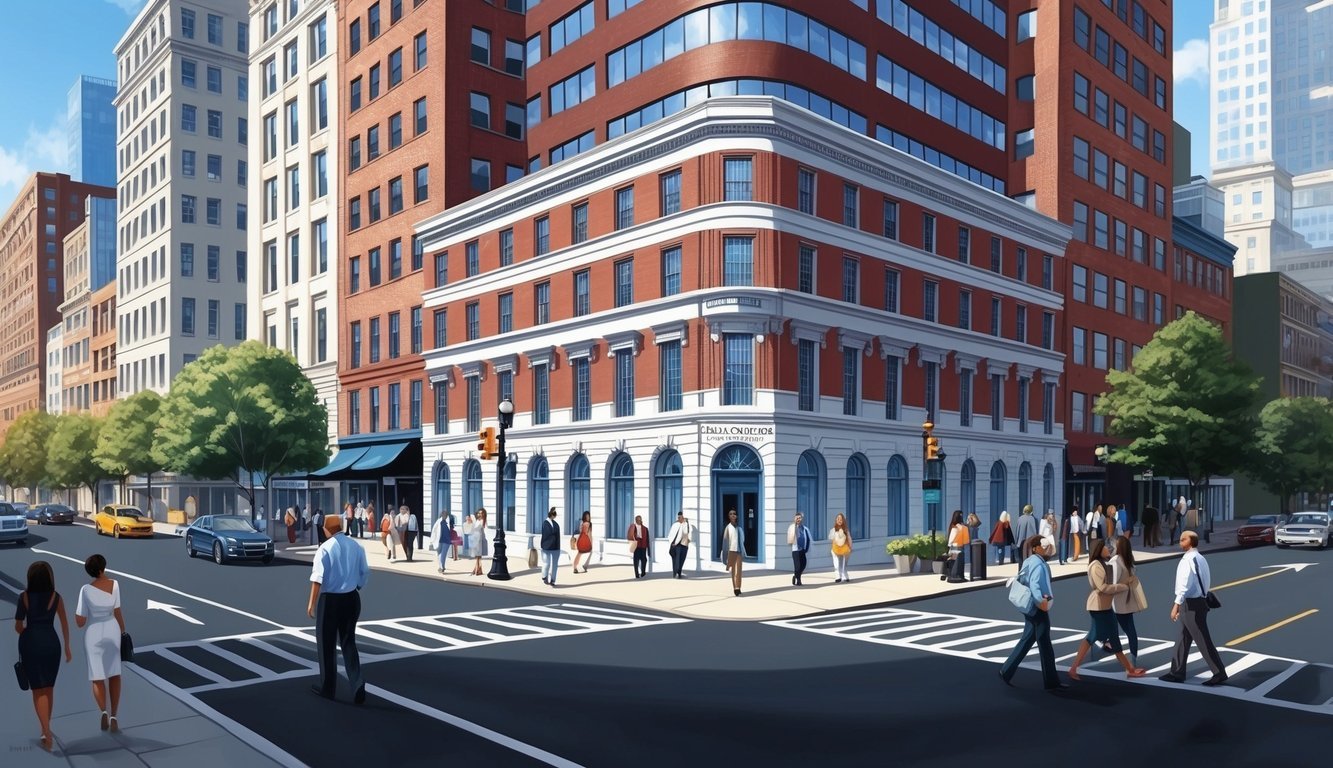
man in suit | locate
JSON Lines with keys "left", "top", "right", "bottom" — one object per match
{"left": 628, "top": 515, "right": 650, "bottom": 578}
{"left": 307, "top": 514, "right": 370, "bottom": 704}
{"left": 1159, "top": 530, "right": 1228, "bottom": 687}
{"left": 540, "top": 508, "right": 560, "bottom": 587}
{"left": 666, "top": 512, "right": 691, "bottom": 578}
{"left": 787, "top": 513, "right": 812, "bottom": 585}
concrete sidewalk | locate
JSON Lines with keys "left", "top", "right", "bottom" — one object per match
{"left": 267, "top": 520, "right": 1247, "bottom": 622}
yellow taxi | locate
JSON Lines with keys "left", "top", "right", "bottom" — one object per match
{"left": 94, "top": 505, "right": 155, "bottom": 538}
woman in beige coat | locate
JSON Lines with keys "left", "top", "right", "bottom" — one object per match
{"left": 1067, "top": 539, "right": 1147, "bottom": 681}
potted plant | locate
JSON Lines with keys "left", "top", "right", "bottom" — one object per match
{"left": 885, "top": 537, "right": 915, "bottom": 574}
{"left": 915, "top": 532, "right": 949, "bottom": 574}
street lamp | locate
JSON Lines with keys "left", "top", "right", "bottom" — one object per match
{"left": 487, "top": 399, "right": 515, "bottom": 581}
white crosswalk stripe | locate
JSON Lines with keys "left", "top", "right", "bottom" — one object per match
{"left": 133, "top": 603, "right": 687, "bottom": 695}
{"left": 767, "top": 607, "right": 1333, "bottom": 717}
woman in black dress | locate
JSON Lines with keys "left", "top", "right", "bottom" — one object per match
{"left": 14, "top": 560, "right": 73, "bottom": 752}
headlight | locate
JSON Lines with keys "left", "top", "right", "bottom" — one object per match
{"left": 223, "top": 537, "right": 237, "bottom": 545}
{"left": 1261, "top": 528, "right": 1272, "bottom": 534}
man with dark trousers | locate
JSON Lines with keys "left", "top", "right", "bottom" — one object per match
{"left": 1159, "top": 530, "right": 1228, "bottom": 687}
{"left": 628, "top": 515, "right": 650, "bottom": 578}
{"left": 666, "top": 512, "right": 691, "bottom": 578}
{"left": 307, "top": 514, "right": 370, "bottom": 704}
{"left": 540, "top": 507, "right": 561, "bottom": 586}
{"left": 787, "top": 513, "right": 812, "bottom": 585}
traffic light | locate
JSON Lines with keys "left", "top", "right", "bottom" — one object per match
{"left": 477, "top": 427, "right": 498, "bottom": 460}
{"left": 923, "top": 420, "right": 941, "bottom": 461}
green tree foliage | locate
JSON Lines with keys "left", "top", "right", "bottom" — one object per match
{"left": 1094, "top": 311, "right": 1260, "bottom": 500}
{"left": 94, "top": 390, "right": 165, "bottom": 512}
{"left": 0, "top": 411, "right": 57, "bottom": 493}
{"left": 47, "top": 414, "right": 109, "bottom": 500}
{"left": 153, "top": 341, "right": 328, "bottom": 511}
{"left": 1251, "top": 397, "right": 1333, "bottom": 511}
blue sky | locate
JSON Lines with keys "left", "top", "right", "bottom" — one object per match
{"left": 0, "top": 0, "right": 1216, "bottom": 203}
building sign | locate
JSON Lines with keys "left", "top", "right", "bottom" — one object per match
{"left": 272, "top": 480, "right": 309, "bottom": 490}
{"left": 701, "top": 425, "right": 774, "bottom": 444}
{"left": 704, "top": 297, "right": 765, "bottom": 309}
{"left": 923, "top": 489, "right": 942, "bottom": 504}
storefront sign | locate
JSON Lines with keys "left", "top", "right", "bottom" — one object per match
{"left": 704, "top": 297, "right": 765, "bottom": 309}
{"left": 701, "top": 425, "right": 774, "bottom": 444}
{"left": 272, "top": 480, "right": 308, "bottom": 490}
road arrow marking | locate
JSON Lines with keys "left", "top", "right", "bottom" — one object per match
{"left": 147, "top": 599, "right": 204, "bottom": 625}
{"left": 1214, "top": 563, "right": 1318, "bottom": 591}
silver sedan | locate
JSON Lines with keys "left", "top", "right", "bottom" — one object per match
{"left": 1275, "top": 512, "right": 1332, "bottom": 549}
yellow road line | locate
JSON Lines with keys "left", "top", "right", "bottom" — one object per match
{"left": 1226, "top": 609, "right": 1319, "bottom": 648}
{"left": 1212, "top": 571, "right": 1282, "bottom": 591}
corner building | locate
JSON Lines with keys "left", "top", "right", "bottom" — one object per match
{"left": 416, "top": 99, "right": 1067, "bottom": 572}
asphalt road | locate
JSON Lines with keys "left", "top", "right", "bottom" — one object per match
{"left": 3, "top": 524, "right": 1331, "bottom": 768}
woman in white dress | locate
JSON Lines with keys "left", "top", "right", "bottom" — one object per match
{"left": 470, "top": 509, "right": 490, "bottom": 576}
{"left": 74, "top": 554, "right": 126, "bottom": 733}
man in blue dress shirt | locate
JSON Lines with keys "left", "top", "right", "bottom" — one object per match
{"left": 1159, "top": 530, "right": 1227, "bottom": 686}
{"left": 307, "top": 514, "right": 370, "bottom": 703}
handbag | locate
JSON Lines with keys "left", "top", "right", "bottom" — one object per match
{"left": 527, "top": 548, "right": 539, "bottom": 568}
{"left": 628, "top": 539, "right": 639, "bottom": 553}
{"left": 120, "top": 632, "right": 135, "bottom": 663}
{"left": 831, "top": 530, "right": 851, "bottom": 556}
{"left": 569, "top": 535, "right": 579, "bottom": 550}
{"left": 1128, "top": 579, "right": 1149, "bottom": 612}
{"left": 14, "top": 660, "right": 29, "bottom": 691}
{"left": 1192, "top": 560, "right": 1221, "bottom": 609}
{"left": 1007, "top": 564, "right": 1037, "bottom": 615}
{"left": 450, "top": 530, "right": 463, "bottom": 546}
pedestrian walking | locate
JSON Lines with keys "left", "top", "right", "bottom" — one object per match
{"left": 1159, "top": 530, "right": 1228, "bottom": 686}
{"left": 74, "top": 554, "right": 126, "bottom": 734}
{"left": 667, "top": 512, "right": 692, "bottom": 578}
{"left": 723, "top": 509, "right": 745, "bottom": 596}
{"left": 1068, "top": 505, "right": 1084, "bottom": 560}
{"left": 1184, "top": 500, "right": 1200, "bottom": 532}
{"left": 15, "top": 561, "right": 72, "bottom": 752}
{"left": 381, "top": 510, "right": 397, "bottom": 561}
{"left": 307, "top": 514, "right": 369, "bottom": 704}
{"left": 401, "top": 506, "right": 419, "bottom": 562}
{"left": 365, "top": 502, "right": 377, "bottom": 541}
{"left": 1141, "top": 505, "right": 1160, "bottom": 548}
{"left": 255, "top": 508, "right": 268, "bottom": 534}
{"left": 830, "top": 513, "right": 853, "bottom": 583}
{"left": 284, "top": 507, "right": 298, "bottom": 544}
{"left": 1065, "top": 539, "right": 1148, "bottom": 681}
{"left": 943, "top": 510, "right": 969, "bottom": 583}
{"left": 571, "top": 511, "right": 592, "bottom": 574}
{"left": 999, "top": 536, "right": 1065, "bottom": 691}
{"left": 989, "top": 511, "right": 1014, "bottom": 565}
{"left": 1116, "top": 504, "right": 1131, "bottom": 540}
{"left": 303, "top": 506, "right": 313, "bottom": 544}
{"left": 1105, "top": 504, "right": 1119, "bottom": 540}
{"left": 432, "top": 512, "right": 451, "bottom": 574}
{"left": 1012, "top": 505, "right": 1039, "bottom": 560}
{"left": 470, "top": 509, "right": 490, "bottom": 576}
{"left": 315, "top": 508, "right": 327, "bottom": 545}
{"left": 352, "top": 501, "right": 364, "bottom": 538}
{"left": 1086, "top": 505, "right": 1106, "bottom": 550}
{"left": 1109, "top": 536, "right": 1146, "bottom": 667}
{"left": 627, "top": 515, "right": 650, "bottom": 578}
{"left": 1166, "top": 497, "right": 1183, "bottom": 545}
{"left": 787, "top": 513, "right": 812, "bottom": 585}
{"left": 343, "top": 503, "right": 354, "bottom": 538}
{"left": 1039, "top": 511, "right": 1057, "bottom": 560}
{"left": 539, "top": 508, "right": 561, "bottom": 586}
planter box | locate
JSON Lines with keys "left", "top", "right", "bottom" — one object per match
{"left": 892, "top": 554, "right": 913, "bottom": 574}
{"left": 931, "top": 559, "right": 946, "bottom": 574}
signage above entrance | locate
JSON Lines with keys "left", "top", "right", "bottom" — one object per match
{"left": 701, "top": 425, "right": 774, "bottom": 445}
{"left": 704, "top": 297, "right": 764, "bottom": 309}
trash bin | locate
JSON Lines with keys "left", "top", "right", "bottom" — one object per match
{"left": 969, "top": 540, "right": 987, "bottom": 581}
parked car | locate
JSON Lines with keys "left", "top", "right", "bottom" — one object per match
{"left": 185, "top": 515, "right": 275, "bottom": 565}
{"left": 94, "top": 505, "right": 155, "bottom": 538}
{"left": 0, "top": 502, "right": 28, "bottom": 546}
{"left": 33, "top": 504, "right": 76, "bottom": 525}
{"left": 1275, "top": 512, "right": 1333, "bottom": 549}
{"left": 1236, "top": 514, "right": 1287, "bottom": 547}
{"left": 12, "top": 502, "right": 31, "bottom": 520}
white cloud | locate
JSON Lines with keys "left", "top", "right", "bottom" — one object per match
{"left": 104, "top": 0, "right": 147, "bottom": 14}
{"left": 1174, "top": 38, "right": 1210, "bottom": 86}
{"left": 0, "top": 116, "right": 71, "bottom": 205}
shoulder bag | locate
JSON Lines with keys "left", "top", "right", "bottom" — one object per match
{"left": 1007, "top": 563, "right": 1037, "bottom": 615}
{"left": 120, "top": 632, "right": 135, "bottom": 663}
{"left": 1192, "top": 559, "right": 1221, "bottom": 609}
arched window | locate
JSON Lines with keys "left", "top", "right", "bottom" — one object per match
{"left": 713, "top": 444, "right": 762, "bottom": 471}
{"left": 1043, "top": 463, "right": 1055, "bottom": 514}
{"left": 845, "top": 454, "right": 869, "bottom": 539}
{"left": 565, "top": 453, "right": 590, "bottom": 531}
{"left": 526, "top": 456, "right": 549, "bottom": 533}
{"left": 960, "top": 460, "right": 976, "bottom": 517}
{"left": 607, "top": 453, "right": 635, "bottom": 537}
{"left": 652, "top": 449, "right": 683, "bottom": 535}
{"left": 432, "top": 462, "right": 451, "bottom": 527}
{"left": 887, "top": 455, "right": 909, "bottom": 536}
{"left": 463, "top": 459, "right": 483, "bottom": 518}
{"left": 989, "top": 460, "right": 1008, "bottom": 529}
{"left": 1018, "top": 461, "right": 1032, "bottom": 511}
{"left": 796, "top": 450, "right": 826, "bottom": 535}
{"left": 503, "top": 460, "right": 517, "bottom": 531}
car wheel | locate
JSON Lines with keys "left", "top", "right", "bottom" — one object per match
{"left": 114, "top": 526, "right": 121, "bottom": 539}
{"left": 186, "top": 535, "right": 196, "bottom": 558}
{"left": 213, "top": 541, "right": 225, "bottom": 565}
{"left": 261, "top": 554, "right": 274, "bottom": 564}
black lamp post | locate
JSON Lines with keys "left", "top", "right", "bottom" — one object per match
{"left": 487, "top": 398, "right": 515, "bottom": 581}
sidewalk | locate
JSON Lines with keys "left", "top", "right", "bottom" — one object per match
{"left": 268, "top": 520, "right": 1246, "bottom": 622}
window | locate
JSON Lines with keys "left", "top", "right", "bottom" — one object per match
{"left": 549, "top": 2, "right": 594, "bottom": 55}
{"left": 181, "top": 8, "right": 195, "bottom": 38}
{"left": 885, "top": 355, "right": 901, "bottom": 420}
{"left": 884, "top": 269, "right": 899, "bottom": 312}
{"left": 1093, "top": 272, "right": 1108, "bottom": 308}
{"left": 922, "top": 213, "right": 936, "bottom": 253}
{"left": 207, "top": 66, "right": 222, "bottom": 93}
{"left": 389, "top": 176, "right": 403, "bottom": 214}
{"left": 368, "top": 187, "right": 380, "bottom": 222}
{"left": 350, "top": 78, "right": 362, "bottom": 111}
{"left": 882, "top": 199, "right": 899, "bottom": 239}
{"left": 797, "top": 339, "right": 816, "bottom": 411}
{"left": 923, "top": 280, "right": 938, "bottom": 322}
{"left": 722, "top": 335, "right": 753, "bottom": 405}
{"left": 470, "top": 92, "right": 490, "bottom": 128}
{"left": 369, "top": 64, "right": 381, "bottom": 99}
{"left": 723, "top": 237, "right": 752, "bottom": 286}
{"left": 614, "top": 350, "right": 635, "bottom": 417}
{"left": 534, "top": 216, "right": 549, "bottom": 255}
{"left": 535, "top": 281, "right": 550, "bottom": 324}
{"left": 389, "top": 113, "right": 402, "bottom": 148}
{"left": 181, "top": 194, "right": 196, "bottom": 223}
{"left": 470, "top": 158, "right": 490, "bottom": 192}
{"left": 1074, "top": 73, "right": 1089, "bottom": 114}
{"left": 1017, "top": 10, "right": 1037, "bottom": 41}
{"left": 1042, "top": 312, "right": 1054, "bottom": 350}
{"left": 368, "top": 2, "right": 381, "bottom": 38}
{"left": 503, "top": 39, "right": 522, "bottom": 75}
{"left": 660, "top": 170, "right": 681, "bottom": 215}
{"left": 990, "top": 374, "right": 1003, "bottom": 430}
{"left": 574, "top": 270, "right": 590, "bottom": 316}
{"left": 615, "top": 186, "right": 634, "bottom": 230}
{"left": 505, "top": 103, "right": 524, "bottom": 139}
{"left": 370, "top": 317, "right": 382, "bottom": 362}
{"left": 724, "top": 157, "right": 752, "bottom": 201}
{"left": 309, "top": 16, "right": 328, "bottom": 61}
{"left": 990, "top": 297, "right": 1002, "bottom": 337}
{"left": 959, "top": 369, "right": 973, "bottom": 427}
{"left": 842, "top": 184, "right": 859, "bottom": 227}
{"left": 181, "top": 59, "right": 197, "bottom": 88}
{"left": 350, "top": 321, "right": 362, "bottom": 368}
{"left": 957, "top": 227, "right": 971, "bottom": 263}
{"left": 572, "top": 358, "right": 591, "bottom": 421}
{"left": 989, "top": 237, "right": 1003, "bottom": 274}
{"left": 532, "top": 364, "right": 550, "bottom": 424}
{"left": 958, "top": 290, "right": 971, "bottom": 329}
{"left": 181, "top": 297, "right": 196, "bottom": 335}
{"left": 389, "top": 48, "right": 403, "bottom": 87}
{"left": 1015, "top": 305, "right": 1027, "bottom": 343}
{"left": 414, "top": 97, "right": 428, "bottom": 135}
{"left": 207, "top": 110, "right": 222, "bottom": 138}
{"left": 432, "top": 308, "right": 446, "bottom": 348}
{"left": 798, "top": 168, "right": 816, "bottom": 214}
{"left": 842, "top": 347, "right": 859, "bottom": 416}
{"left": 1073, "top": 137, "right": 1089, "bottom": 179}
{"left": 1093, "top": 332, "right": 1108, "bottom": 369}
{"left": 180, "top": 243, "right": 195, "bottom": 277}
{"left": 464, "top": 302, "right": 479, "bottom": 341}
{"left": 1073, "top": 265, "right": 1087, "bottom": 302}
{"left": 797, "top": 245, "right": 815, "bottom": 294}
{"left": 615, "top": 259, "right": 634, "bottom": 307}
{"left": 465, "top": 240, "right": 479, "bottom": 277}
{"left": 389, "top": 239, "right": 403, "bottom": 279}
{"left": 414, "top": 165, "right": 429, "bottom": 203}
{"left": 388, "top": 312, "right": 401, "bottom": 359}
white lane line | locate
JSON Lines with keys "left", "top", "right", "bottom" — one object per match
{"left": 502, "top": 607, "right": 621, "bottom": 630}
{"left": 860, "top": 617, "right": 974, "bottom": 637}
{"left": 933, "top": 627, "right": 1023, "bottom": 649}
{"left": 419, "top": 617, "right": 507, "bottom": 641}
{"left": 241, "top": 636, "right": 319, "bottom": 670}
{"left": 799, "top": 615, "right": 927, "bottom": 633}
{"left": 32, "top": 547, "right": 286, "bottom": 629}
{"left": 1147, "top": 652, "right": 1202, "bottom": 675}
{"left": 189, "top": 641, "right": 280, "bottom": 679}
{"left": 898, "top": 620, "right": 1015, "bottom": 644}
{"left": 354, "top": 627, "right": 435, "bottom": 652}
{"left": 1249, "top": 662, "right": 1308, "bottom": 698}
{"left": 152, "top": 647, "right": 230, "bottom": 685}
{"left": 367, "top": 683, "right": 585, "bottom": 768}
{"left": 1210, "top": 653, "right": 1268, "bottom": 680}
{"left": 554, "top": 602, "right": 675, "bottom": 622}
{"left": 377, "top": 621, "right": 466, "bottom": 646}
{"left": 451, "top": 614, "right": 557, "bottom": 633}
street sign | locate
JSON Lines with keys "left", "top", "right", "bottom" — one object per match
{"left": 923, "top": 489, "right": 942, "bottom": 504}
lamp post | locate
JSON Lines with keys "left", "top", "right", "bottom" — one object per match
{"left": 487, "top": 399, "right": 515, "bottom": 581}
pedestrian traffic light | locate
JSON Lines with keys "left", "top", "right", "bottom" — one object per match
{"left": 922, "top": 420, "right": 941, "bottom": 461}
{"left": 477, "top": 427, "right": 498, "bottom": 460}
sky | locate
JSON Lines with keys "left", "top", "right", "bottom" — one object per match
{"left": 0, "top": 0, "right": 1217, "bottom": 205}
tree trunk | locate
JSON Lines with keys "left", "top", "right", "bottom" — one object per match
{"left": 145, "top": 472, "right": 153, "bottom": 519}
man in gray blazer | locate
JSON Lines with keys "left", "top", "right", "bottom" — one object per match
{"left": 539, "top": 508, "right": 561, "bottom": 587}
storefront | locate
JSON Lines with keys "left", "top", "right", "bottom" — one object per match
{"left": 309, "top": 429, "right": 424, "bottom": 545}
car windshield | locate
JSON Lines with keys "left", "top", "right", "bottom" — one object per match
{"left": 213, "top": 517, "right": 258, "bottom": 532}
{"left": 112, "top": 510, "right": 151, "bottom": 522}
{"left": 0, "top": 504, "right": 16, "bottom": 515}
{"left": 1248, "top": 516, "right": 1277, "bottom": 524}
{"left": 1288, "top": 514, "right": 1328, "bottom": 526}
{"left": 44, "top": 506, "right": 72, "bottom": 514}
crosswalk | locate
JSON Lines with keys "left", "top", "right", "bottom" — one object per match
{"left": 767, "top": 607, "right": 1333, "bottom": 717}
{"left": 133, "top": 602, "right": 687, "bottom": 695}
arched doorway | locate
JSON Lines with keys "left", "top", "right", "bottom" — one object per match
{"left": 711, "top": 444, "right": 762, "bottom": 562}
{"left": 432, "top": 462, "right": 451, "bottom": 528}
{"left": 1018, "top": 462, "right": 1032, "bottom": 511}
{"left": 606, "top": 453, "right": 635, "bottom": 537}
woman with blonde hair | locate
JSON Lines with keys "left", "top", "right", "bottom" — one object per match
{"left": 830, "top": 513, "right": 854, "bottom": 583}
{"left": 15, "top": 561, "right": 72, "bottom": 751}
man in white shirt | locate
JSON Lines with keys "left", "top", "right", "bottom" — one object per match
{"left": 723, "top": 509, "right": 744, "bottom": 596}
{"left": 666, "top": 512, "right": 691, "bottom": 579}
{"left": 1159, "top": 530, "right": 1227, "bottom": 686}
{"left": 787, "top": 514, "right": 812, "bottom": 586}
{"left": 307, "top": 514, "right": 370, "bottom": 704}
{"left": 404, "top": 506, "right": 420, "bottom": 562}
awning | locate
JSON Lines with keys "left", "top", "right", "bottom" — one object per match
{"left": 350, "top": 441, "right": 410, "bottom": 472}
{"left": 310, "top": 447, "right": 369, "bottom": 478}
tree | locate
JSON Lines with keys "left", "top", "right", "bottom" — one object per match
{"left": 0, "top": 411, "right": 57, "bottom": 495}
{"left": 153, "top": 341, "right": 329, "bottom": 516}
{"left": 47, "top": 414, "right": 109, "bottom": 509}
{"left": 1094, "top": 311, "right": 1261, "bottom": 507}
{"left": 94, "top": 391, "right": 165, "bottom": 513}
{"left": 1251, "top": 397, "right": 1333, "bottom": 512}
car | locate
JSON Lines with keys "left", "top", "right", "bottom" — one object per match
{"left": 12, "top": 502, "right": 31, "bottom": 520}
{"left": 0, "top": 502, "right": 28, "bottom": 546}
{"left": 1275, "top": 512, "right": 1333, "bottom": 549}
{"left": 94, "top": 505, "right": 155, "bottom": 538}
{"left": 185, "top": 515, "right": 275, "bottom": 565}
{"left": 1236, "top": 514, "right": 1287, "bottom": 547}
{"left": 33, "top": 504, "right": 77, "bottom": 525}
